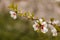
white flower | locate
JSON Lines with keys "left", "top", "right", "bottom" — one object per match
{"left": 33, "top": 22, "right": 39, "bottom": 31}
{"left": 33, "top": 18, "right": 58, "bottom": 36}
{"left": 52, "top": 20, "right": 59, "bottom": 25}
{"left": 9, "top": 11, "right": 17, "bottom": 19}
{"left": 41, "top": 22, "right": 48, "bottom": 33}
{"left": 49, "top": 20, "right": 59, "bottom": 25}
{"left": 33, "top": 19, "right": 48, "bottom": 33}
{"left": 48, "top": 24, "right": 57, "bottom": 36}
{"left": 52, "top": 30, "right": 57, "bottom": 36}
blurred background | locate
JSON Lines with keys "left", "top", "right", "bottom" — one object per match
{"left": 0, "top": 0, "right": 60, "bottom": 40}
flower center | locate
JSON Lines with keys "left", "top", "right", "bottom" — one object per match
{"left": 13, "top": 13, "right": 16, "bottom": 16}
{"left": 41, "top": 25, "right": 44, "bottom": 29}
{"left": 36, "top": 25, "right": 39, "bottom": 28}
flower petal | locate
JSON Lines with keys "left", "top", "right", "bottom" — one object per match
{"left": 48, "top": 24, "right": 57, "bottom": 36}
{"left": 41, "top": 27, "right": 48, "bottom": 33}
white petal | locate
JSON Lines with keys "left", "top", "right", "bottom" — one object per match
{"left": 33, "top": 23, "right": 39, "bottom": 31}
{"left": 10, "top": 14, "right": 17, "bottom": 19}
{"left": 39, "top": 18, "right": 43, "bottom": 22}
{"left": 33, "top": 25, "right": 39, "bottom": 31}
{"left": 42, "top": 22, "right": 46, "bottom": 25}
{"left": 35, "top": 22, "right": 38, "bottom": 25}
{"left": 34, "top": 27, "right": 39, "bottom": 31}
{"left": 9, "top": 11, "right": 15, "bottom": 15}
{"left": 48, "top": 24, "right": 57, "bottom": 36}
{"left": 36, "top": 20, "right": 39, "bottom": 23}
{"left": 52, "top": 20, "right": 59, "bottom": 24}
{"left": 33, "top": 24, "right": 36, "bottom": 28}
{"left": 13, "top": 15, "right": 17, "bottom": 19}
{"left": 48, "top": 21, "right": 52, "bottom": 24}
{"left": 52, "top": 32, "right": 57, "bottom": 36}
{"left": 42, "top": 22, "right": 47, "bottom": 27}
{"left": 41, "top": 27, "right": 48, "bottom": 33}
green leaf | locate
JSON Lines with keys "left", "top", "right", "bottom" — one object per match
{"left": 14, "top": 4, "right": 18, "bottom": 12}
{"left": 23, "top": 12, "right": 27, "bottom": 17}
{"left": 54, "top": 25, "right": 60, "bottom": 32}
{"left": 8, "top": 3, "right": 15, "bottom": 10}
{"left": 50, "top": 18, "right": 54, "bottom": 22}
{"left": 31, "top": 12, "right": 34, "bottom": 16}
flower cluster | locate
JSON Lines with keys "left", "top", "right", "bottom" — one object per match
{"left": 8, "top": 3, "right": 60, "bottom": 36}
{"left": 33, "top": 18, "right": 58, "bottom": 36}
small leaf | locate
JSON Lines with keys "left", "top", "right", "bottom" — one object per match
{"left": 23, "top": 12, "right": 27, "bottom": 16}
{"left": 18, "top": 13, "right": 22, "bottom": 16}
{"left": 31, "top": 13, "right": 34, "bottom": 17}
{"left": 8, "top": 3, "right": 15, "bottom": 10}
{"left": 53, "top": 24, "right": 60, "bottom": 32}
{"left": 41, "top": 17, "right": 45, "bottom": 21}
{"left": 50, "top": 18, "right": 54, "bottom": 22}
{"left": 14, "top": 4, "right": 18, "bottom": 13}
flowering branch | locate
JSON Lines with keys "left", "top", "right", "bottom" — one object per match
{"left": 8, "top": 3, "right": 60, "bottom": 36}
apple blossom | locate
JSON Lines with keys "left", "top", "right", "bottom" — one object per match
{"left": 33, "top": 22, "right": 39, "bottom": 32}
{"left": 9, "top": 11, "right": 17, "bottom": 19}
{"left": 41, "top": 21, "right": 48, "bottom": 33}
{"left": 48, "top": 24, "right": 57, "bottom": 36}
{"left": 49, "top": 20, "right": 59, "bottom": 25}
{"left": 52, "top": 20, "right": 59, "bottom": 25}
{"left": 33, "top": 18, "right": 48, "bottom": 33}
